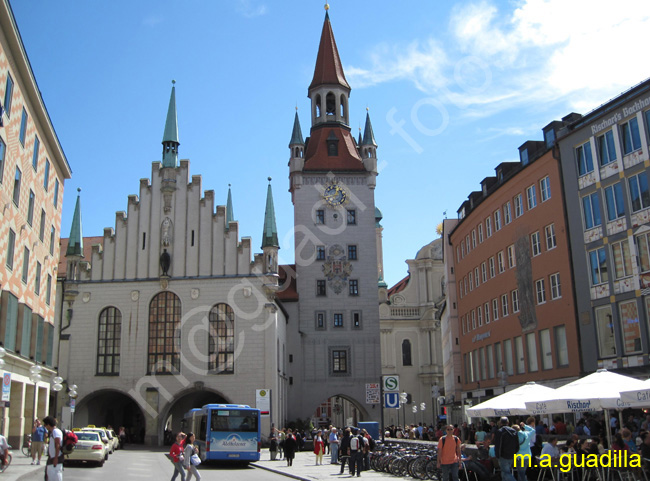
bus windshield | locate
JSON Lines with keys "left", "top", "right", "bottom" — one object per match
{"left": 210, "top": 409, "right": 258, "bottom": 433}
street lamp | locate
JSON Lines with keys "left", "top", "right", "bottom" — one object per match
{"left": 68, "top": 384, "right": 78, "bottom": 429}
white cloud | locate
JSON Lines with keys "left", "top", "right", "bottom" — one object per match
{"left": 237, "top": 0, "right": 268, "bottom": 18}
{"left": 348, "top": 0, "right": 650, "bottom": 117}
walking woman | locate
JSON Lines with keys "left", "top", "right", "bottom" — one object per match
{"left": 283, "top": 428, "right": 298, "bottom": 467}
{"left": 313, "top": 430, "right": 325, "bottom": 465}
{"left": 169, "top": 432, "right": 186, "bottom": 481}
{"left": 183, "top": 432, "right": 201, "bottom": 481}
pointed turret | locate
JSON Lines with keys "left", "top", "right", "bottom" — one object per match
{"left": 262, "top": 179, "right": 279, "bottom": 249}
{"left": 66, "top": 188, "right": 84, "bottom": 282}
{"left": 262, "top": 177, "right": 279, "bottom": 275}
{"left": 66, "top": 189, "right": 84, "bottom": 257}
{"left": 290, "top": 110, "right": 304, "bottom": 146}
{"left": 309, "top": 11, "right": 350, "bottom": 92}
{"left": 362, "top": 111, "right": 377, "bottom": 147}
{"left": 225, "top": 184, "right": 234, "bottom": 231}
{"left": 162, "top": 81, "right": 179, "bottom": 168}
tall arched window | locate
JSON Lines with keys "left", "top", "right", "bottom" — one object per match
{"left": 326, "top": 92, "right": 336, "bottom": 115}
{"left": 402, "top": 339, "right": 412, "bottom": 366}
{"left": 208, "top": 303, "right": 234, "bottom": 373}
{"left": 97, "top": 306, "right": 122, "bottom": 375}
{"left": 148, "top": 292, "right": 181, "bottom": 374}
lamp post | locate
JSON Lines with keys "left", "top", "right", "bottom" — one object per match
{"left": 68, "top": 384, "right": 78, "bottom": 429}
{"left": 29, "top": 365, "right": 43, "bottom": 425}
{"left": 0, "top": 347, "right": 6, "bottom": 434}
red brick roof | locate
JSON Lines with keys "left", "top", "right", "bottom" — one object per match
{"left": 309, "top": 13, "right": 350, "bottom": 91}
{"left": 276, "top": 264, "right": 299, "bottom": 301}
{"left": 303, "top": 125, "right": 364, "bottom": 172}
{"left": 58, "top": 236, "right": 104, "bottom": 277}
{"left": 387, "top": 274, "right": 410, "bottom": 298}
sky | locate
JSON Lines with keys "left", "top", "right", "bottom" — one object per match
{"left": 10, "top": 0, "right": 650, "bottom": 287}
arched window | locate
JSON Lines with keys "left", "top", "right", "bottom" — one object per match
{"left": 326, "top": 92, "right": 335, "bottom": 115}
{"left": 148, "top": 292, "right": 181, "bottom": 374}
{"left": 340, "top": 94, "right": 346, "bottom": 118}
{"left": 97, "top": 306, "right": 122, "bottom": 375}
{"left": 209, "top": 303, "right": 235, "bottom": 373}
{"left": 402, "top": 339, "right": 412, "bottom": 366}
{"left": 315, "top": 94, "right": 322, "bottom": 117}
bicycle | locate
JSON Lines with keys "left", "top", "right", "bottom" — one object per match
{"left": 0, "top": 446, "right": 13, "bottom": 472}
{"left": 21, "top": 434, "right": 30, "bottom": 457}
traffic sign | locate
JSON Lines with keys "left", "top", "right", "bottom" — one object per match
{"left": 384, "top": 392, "right": 400, "bottom": 409}
{"left": 382, "top": 375, "right": 399, "bottom": 392}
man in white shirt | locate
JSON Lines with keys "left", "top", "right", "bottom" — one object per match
{"left": 43, "top": 416, "right": 63, "bottom": 481}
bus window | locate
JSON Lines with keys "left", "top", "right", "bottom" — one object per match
{"left": 199, "top": 415, "right": 207, "bottom": 441}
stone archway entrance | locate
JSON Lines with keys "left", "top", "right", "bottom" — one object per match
{"left": 73, "top": 390, "right": 146, "bottom": 444}
{"left": 159, "top": 389, "right": 227, "bottom": 445}
{"left": 312, "top": 395, "right": 368, "bottom": 429}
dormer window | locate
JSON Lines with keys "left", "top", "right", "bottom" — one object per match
{"left": 327, "top": 130, "right": 339, "bottom": 156}
{"left": 326, "top": 92, "right": 335, "bottom": 116}
{"left": 520, "top": 149, "right": 529, "bottom": 165}
{"left": 544, "top": 128, "right": 556, "bottom": 149}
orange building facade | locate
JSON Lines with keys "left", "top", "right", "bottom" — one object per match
{"left": 449, "top": 129, "right": 581, "bottom": 404}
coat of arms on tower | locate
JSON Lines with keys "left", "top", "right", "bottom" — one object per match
{"left": 322, "top": 244, "right": 353, "bottom": 294}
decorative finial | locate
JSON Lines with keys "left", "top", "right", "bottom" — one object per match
{"left": 268, "top": 177, "right": 272, "bottom": 183}
{"left": 295, "top": 105, "right": 298, "bottom": 111}
{"left": 366, "top": 106, "right": 369, "bottom": 112}
{"left": 324, "top": 2, "right": 329, "bottom": 11}
{"left": 77, "top": 187, "right": 81, "bottom": 193}
{"left": 228, "top": 183, "right": 231, "bottom": 188}
{"left": 172, "top": 79, "right": 176, "bottom": 85}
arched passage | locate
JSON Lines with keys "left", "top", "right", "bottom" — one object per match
{"left": 73, "top": 390, "right": 146, "bottom": 444}
{"left": 158, "top": 388, "right": 228, "bottom": 445}
{"left": 312, "top": 394, "right": 369, "bottom": 429}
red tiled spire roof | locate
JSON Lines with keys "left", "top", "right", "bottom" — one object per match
{"left": 303, "top": 126, "right": 364, "bottom": 172}
{"left": 309, "top": 13, "right": 350, "bottom": 91}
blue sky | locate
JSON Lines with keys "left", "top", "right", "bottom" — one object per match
{"left": 11, "top": 0, "right": 650, "bottom": 287}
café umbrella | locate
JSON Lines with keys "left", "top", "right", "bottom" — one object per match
{"left": 523, "top": 369, "right": 648, "bottom": 414}
{"left": 466, "top": 382, "right": 556, "bottom": 418}
{"left": 619, "top": 378, "right": 650, "bottom": 407}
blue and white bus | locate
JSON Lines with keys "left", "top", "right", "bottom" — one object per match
{"left": 182, "top": 404, "right": 261, "bottom": 463}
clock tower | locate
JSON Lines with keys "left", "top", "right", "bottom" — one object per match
{"left": 286, "top": 7, "right": 381, "bottom": 423}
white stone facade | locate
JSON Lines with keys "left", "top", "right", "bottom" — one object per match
{"left": 56, "top": 161, "right": 286, "bottom": 444}
{"left": 379, "top": 239, "right": 445, "bottom": 428}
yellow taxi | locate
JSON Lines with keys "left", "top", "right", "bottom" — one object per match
{"left": 80, "top": 426, "right": 112, "bottom": 459}
{"left": 64, "top": 430, "right": 106, "bottom": 467}
{"left": 104, "top": 428, "right": 120, "bottom": 452}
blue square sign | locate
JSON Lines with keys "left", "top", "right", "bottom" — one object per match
{"left": 384, "top": 392, "right": 400, "bottom": 409}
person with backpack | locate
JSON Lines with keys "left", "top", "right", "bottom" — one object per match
{"left": 43, "top": 416, "right": 63, "bottom": 481}
{"left": 362, "top": 429, "right": 374, "bottom": 471}
{"left": 493, "top": 417, "right": 518, "bottom": 481}
{"left": 349, "top": 428, "right": 366, "bottom": 477}
{"left": 437, "top": 425, "right": 462, "bottom": 481}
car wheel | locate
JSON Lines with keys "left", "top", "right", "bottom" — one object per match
{"left": 104, "top": 453, "right": 109, "bottom": 461}
{"left": 98, "top": 459, "right": 105, "bottom": 467}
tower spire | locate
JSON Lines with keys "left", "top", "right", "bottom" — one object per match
{"left": 226, "top": 184, "right": 234, "bottom": 231}
{"left": 262, "top": 178, "right": 279, "bottom": 248}
{"left": 309, "top": 9, "right": 350, "bottom": 91}
{"left": 362, "top": 109, "right": 377, "bottom": 147}
{"left": 290, "top": 110, "right": 304, "bottom": 146}
{"left": 66, "top": 188, "right": 84, "bottom": 257}
{"left": 162, "top": 80, "right": 179, "bottom": 168}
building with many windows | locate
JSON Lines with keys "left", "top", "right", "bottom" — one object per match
{"left": 379, "top": 238, "right": 445, "bottom": 428}
{"left": 0, "top": 0, "right": 71, "bottom": 447}
{"left": 449, "top": 123, "right": 582, "bottom": 407}
{"left": 557, "top": 79, "right": 650, "bottom": 376}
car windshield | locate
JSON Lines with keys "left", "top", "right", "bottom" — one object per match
{"left": 76, "top": 432, "right": 100, "bottom": 441}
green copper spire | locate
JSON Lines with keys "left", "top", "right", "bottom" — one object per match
{"left": 162, "top": 80, "right": 179, "bottom": 168}
{"left": 225, "top": 184, "right": 234, "bottom": 231}
{"left": 66, "top": 188, "right": 84, "bottom": 257}
{"left": 289, "top": 110, "right": 304, "bottom": 146}
{"left": 362, "top": 110, "right": 377, "bottom": 146}
{"left": 262, "top": 177, "right": 279, "bottom": 248}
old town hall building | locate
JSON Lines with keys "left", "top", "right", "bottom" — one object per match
{"left": 55, "top": 9, "right": 382, "bottom": 444}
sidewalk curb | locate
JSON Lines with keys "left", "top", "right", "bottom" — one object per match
{"left": 252, "top": 462, "right": 311, "bottom": 481}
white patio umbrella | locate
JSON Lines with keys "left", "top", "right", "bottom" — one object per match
{"left": 619, "top": 379, "right": 650, "bottom": 407}
{"left": 523, "top": 369, "right": 649, "bottom": 415}
{"left": 467, "top": 381, "right": 556, "bottom": 418}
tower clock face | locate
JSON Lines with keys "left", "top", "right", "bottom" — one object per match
{"left": 323, "top": 184, "right": 347, "bottom": 206}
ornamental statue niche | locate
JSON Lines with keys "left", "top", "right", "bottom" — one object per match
{"left": 161, "top": 217, "right": 173, "bottom": 247}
